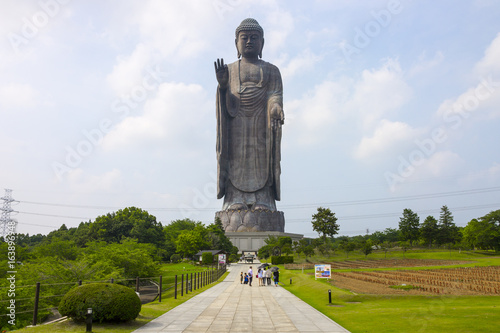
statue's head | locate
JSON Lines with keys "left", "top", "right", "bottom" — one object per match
{"left": 235, "top": 18, "right": 264, "bottom": 59}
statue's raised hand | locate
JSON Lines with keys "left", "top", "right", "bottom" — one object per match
{"left": 214, "top": 58, "right": 229, "bottom": 90}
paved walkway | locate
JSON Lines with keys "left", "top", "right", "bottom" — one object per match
{"left": 133, "top": 263, "right": 350, "bottom": 333}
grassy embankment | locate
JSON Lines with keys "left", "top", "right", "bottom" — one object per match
{"left": 280, "top": 249, "right": 500, "bottom": 333}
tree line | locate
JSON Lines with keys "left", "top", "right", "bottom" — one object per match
{"left": 0, "top": 207, "right": 238, "bottom": 284}
{"left": 257, "top": 206, "right": 499, "bottom": 260}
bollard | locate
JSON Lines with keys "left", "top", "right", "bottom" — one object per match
{"left": 174, "top": 275, "right": 177, "bottom": 299}
{"left": 159, "top": 275, "right": 163, "bottom": 303}
{"left": 328, "top": 289, "right": 332, "bottom": 304}
{"left": 290, "top": 278, "right": 292, "bottom": 285}
{"left": 32, "top": 282, "right": 40, "bottom": 326}
{"left": 86, "top": 308, "right": 93, "bottom": 332}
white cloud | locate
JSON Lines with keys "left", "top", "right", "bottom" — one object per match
{"left": 0, "top": 83, "right": 40, "bottom": 109}
{"left": 131, "top": 0, "right": 217, "bottom": 58}
{"left": 102, "top": 82, "right": 209, "bottom": 151}
{"left": 354, "top": 120, "right": 421, "bottom": 160}
{"left": 106, "top": 43, "right": 152, "bottom": 95}
{"left": 66, "top": 168, "right": 123, "bottom": 193}
{"left": 279, "top": 48, "right": 322, "bottom": 80}
{"left": 286, "top": 78, "right": 351, "bottom": 145}
{"left": 287, "top": 58, "right": 412, "bottom": 146}
{"left": 417, "top": 150, "right": 464, "bottom": 178}
{"left": 262, "top": 10, "right": 294, "bottom": 56}
{"left": 408, "top": 51, "right": 444, "bottom": 76}
{"left": 348, "top": 58, "right": 412, "bottom": 128}
{"left": 459, "top": 162, "right": 500, "bottom": 185}
{"left": 475, "top": 32, "right": 500, "bottom": 75}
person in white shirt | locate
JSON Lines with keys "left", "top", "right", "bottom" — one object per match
{"left": 248, "top": 266, "right": 253, "bottom": 287}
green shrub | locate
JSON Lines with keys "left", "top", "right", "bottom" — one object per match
{"left": 271, "top": 255, "right": 294, "bottom": 264}
{"left": 59, "top": 283, "right": 141, "bottom": 323}
{"left": 170, "top": 254, "right": 181, "bottom": 263}
{"left": 202, "top": 252, "right": 214, "bottom": 265}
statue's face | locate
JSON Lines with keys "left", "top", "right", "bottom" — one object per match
{"left": 236, "top": 30, "right": 263, "bottom": 58}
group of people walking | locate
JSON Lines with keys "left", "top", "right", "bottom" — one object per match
{"left": 241, "top": 266, "right": 279, "bottom": 287}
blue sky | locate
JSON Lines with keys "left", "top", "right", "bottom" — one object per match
{"left": 1, "top": 0, "right": 499, "bottom": 238}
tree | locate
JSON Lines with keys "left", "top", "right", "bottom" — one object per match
{"left": 33, "top": 238, "right": 79, "bottom": 261}
{"left": 478, "top": 210, "right": 500, "bottom": 251}
{"left": 163, "top": 219, "right": 202, "bottom": 259}
{"left": 206, "top": 217, "right": 234, "bottom": 253}
{"left": 82, "top": 239, "right": 159, "bottom": 279}
{"left": 379, "top": 241, "right": 392, "bottom": 258}
{"left": 359, "top": 239, "right": 374, "bottom": 258}
{"left": 436, "top": 205, "right": 460, "bottom": 246}
{"left": 175, "top": 226, "right": 208, "bottom": 259}
{"left": 420, "top": 215, "right": 438, "bottom": 247}
{"left": 463, "top": 210, "right": 500, "bottom": 251}
{"left": 338, "top": 238, "right": 356, "bottom": 258}
{"left": 398, "top": 209, "right": 420, "bottom": 246}
{"left": 282, "top": 244, "right": 293, "bottom": 256}
{"left": 399, "top": 240, "right": 411, "bottom": 258}
{"left": 201, "top": 252, "right": 214, "bottom": 265}
{"left": 303, "top": 245, "right": 315, "bottom": 258}
{"left": 258, "top": 244, "right": 273, "bottom": 259}
{"left": 88, "top": 207, "right": 164, "bottom": 246}
{"left": 383, "top": 228, "right": 401, "bottom": 243}
{"left": 370, "top": 231, "right": 386, "bottom": 245}
{"left": 311, "top": 207, "right": 339, "bottom": 242}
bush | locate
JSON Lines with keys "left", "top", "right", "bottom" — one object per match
{"left": 202, "top": 252, "right": 214, "bottom": 265}
{"left": 170, "top": 254, "right": 181, "bottom": 263}
{"left": 229, "top": 253, "right": 240, "bottom": 263}
{"left": 59, "top": 283, "right": 141, "bottom": 323}
{"left": 271, "top": 256, "right": 294, "bottom": 265}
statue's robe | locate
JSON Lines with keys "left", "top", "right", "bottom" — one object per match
{"left": 216, "top": 59, "right": 283, "bottom": 209}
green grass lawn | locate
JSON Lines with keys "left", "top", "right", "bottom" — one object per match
{"left": 280, "top": 251, "right": 500, "bottom": 333}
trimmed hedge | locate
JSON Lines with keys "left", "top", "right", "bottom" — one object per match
{"left": 59, "top": 283, "right": 141, "bottom": 323}
{"left": 271, "top": 256, "right": 294, "bottom": 265}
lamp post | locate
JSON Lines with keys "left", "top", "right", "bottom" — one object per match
{"left": 86, "top": 308, "right": 93, "bottom": 332}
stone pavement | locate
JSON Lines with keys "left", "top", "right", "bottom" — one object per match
{"left": 133, "top": 263, "right": 350, "bottom": 333}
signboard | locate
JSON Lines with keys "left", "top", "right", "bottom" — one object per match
{"left": 218, "top": 254, "right": 226, "bottom": 264}
{"left": 315, "top": 264, "right": 331, "bottom": 279}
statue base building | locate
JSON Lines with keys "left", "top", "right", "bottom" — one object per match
{"left": 216, "top": 210, "right": 303, "bottom": 253}
{"left": 216, "top": 209, "right": 285, "bottom": 232}
{"left": 225, "top": 231, "right": 303, "bottom": 253}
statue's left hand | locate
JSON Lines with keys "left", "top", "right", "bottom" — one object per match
{"left": 271, "top": 104, "right": 284, "bottom": 127}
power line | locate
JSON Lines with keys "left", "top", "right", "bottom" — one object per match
{"left": 285, "top": 202, "right": 499, "bottom": 223}
{"left": 279, "top": 186, "right": 500, "bottom": 209}
{"left": 19, "top": 186, "right": 500, "bottom": 212}
{"left": 17, "top": 211, "right": 90, "bottom": 220}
